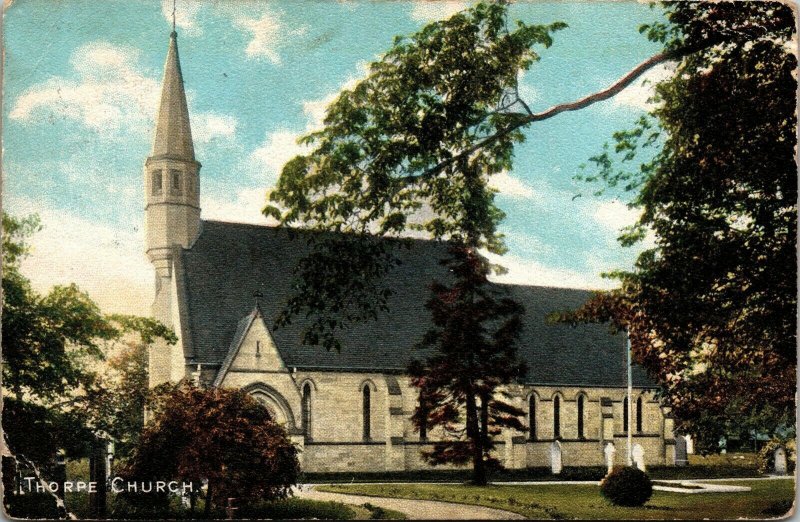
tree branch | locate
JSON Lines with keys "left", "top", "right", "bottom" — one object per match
{"left": 400, "top": 40, "right": 719, "bottom": 185}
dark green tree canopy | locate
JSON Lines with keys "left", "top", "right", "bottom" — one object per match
{"left": 566, "top": 1, "right": 796, "bottom": 451}
{"left": 2, "top": 213, "right": 175, "bottom": 465}
{"left": 266, "top": 2, "right": 565, "bottom": 350}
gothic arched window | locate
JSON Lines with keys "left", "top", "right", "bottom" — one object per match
{"left": 302, "top": 382, "right": 312, "bottom": 440}
{"left": 623, "top": 396, "right": 629, "bottom": 433}
{"left": 170, "top": 169, "right": 182, "bottom": 196}
{"left": 151, "top": 170, "right": 163, "bottom": 196}
{"left": 577, "top": 395, "right": 585, "bottom": 439}
{"left": 553, "top": 395, "right": 561, "bottom": 440}
{"left": 362, "top": 385, "right": 371, "bottom": 441}
{"left": 528, "top": 395, "right": 537, "bottom": 441}
{"left": 636, "top": 397, "right": 643, "bottom": 433}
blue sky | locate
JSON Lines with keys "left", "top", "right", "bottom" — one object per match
{"left": 3, "top": 0, "right": 669, "bottom": 315}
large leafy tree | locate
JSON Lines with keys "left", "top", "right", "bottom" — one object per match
{"left": 266, "top": 1, "right": 558, "bottom": 483}
{"left": 563, "top": 2, "right": 796, "bottom": 452}
{"left": 120, "top": 383, "right": 299, "bottom": 517}
{"left": 2, "top": 213, "right": 174, "bottom": 473}
{"left": 264, "top": 0, "right": 790, "bottom": 472}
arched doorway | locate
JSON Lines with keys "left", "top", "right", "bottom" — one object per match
{"left": 241, "top": 382, "right": 298, "bottom": 434}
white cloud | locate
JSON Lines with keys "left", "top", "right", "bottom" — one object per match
{"left": 302, "top": 60, "right": 371, "bottom": 130}
{"left": 592, "top": 199, "right": 657, "bottom": 249}
{"left": 613, "top": 62, "right": 676, "bottom": 110}
{"left": 410, "top": 1, "right": 470, "bottom": 22}
{"left": 248, "top": 61, "right": 371, "bottom": 178}
{"left": 9, "top": 197, "right": 152, "bottom": 317}
{"left": 161, "top": 0, "right": 202, "bottom": 36}
{"left": 11, "top": 42, "right": 159, "bottom": 136}
{"left": 202, "top": 187, "right": 279, "bottom": 226}
{"left": 484, "top": 252, "right": 615, "bottom": 290}
{"left": 233, "top": 9, "right": 306, "bottom": 64}
{"left": 192, "top": 113, "right": 238, "bottom": 144}
{"left": 10, "top": 41, "right": 238, "bottom": 146}
{"left": 249, "top": 130, "right": 310, "bottom": 177}
{"left": 593, "top": 199, "right": 640, "bottom": 232}
{"left": 488, "top": 171, "right": 540, "bottom": 200}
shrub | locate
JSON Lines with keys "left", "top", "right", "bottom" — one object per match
{"left": 757, "top": 439, "right": 796, "bottom": 475}
{"left": 237, "top": 498, "right": 356, "bottom": 520}
{"left": 600, "top": 466, "right": 653, "bottom": 507}
{"left": 4, "top": 492, "right": 61, "bottom": 519}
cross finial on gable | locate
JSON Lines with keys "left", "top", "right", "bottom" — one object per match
{"left": 253, "top": 290, "right": 264, "bottom": 308}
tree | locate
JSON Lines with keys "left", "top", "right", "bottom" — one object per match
{"left": 263, "top": 0, "right": 788, "bottom": 473}
{"left": 409, "top": 246, "right": 526, "bottom": 484}
{"left": 564, "top": 2, "right": 796, "bottom": 452}
{"left": 1, "top": 213, "right": 175, "bottom": 498}
{"left": 84, "top": 338, "right": 151, "bottom": 457}
{"left": 120, "top": 383, "right": 299, "bottom": 517}
{"left": 266, "top": 1, "right": 559, "bottom": 483}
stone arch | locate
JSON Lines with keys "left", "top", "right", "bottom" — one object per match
{"left": 242, "top": 382, "right": 298, "bottom": 433}
{"left": 360, "top": 380, "right": 376, "bottom": 441}
{"left": 551, "top": 391, "right": 564, "bottom": 440}
{"left": 636, "top": 395, "right": 644, "bottom": 433}
{"left": 298, "top": 377, "right": 318, "bottom": 392}
{"left": 299, "top": 379, "right": 315, "bottom": 440}
{"left": 526, "top": 390, "right": 540, "bottom": 441}
{"left": 575, "top": 391, "right": 588, "bottom": 440}
{"left": 359, "top": 379, "right": 378, "bottom": 392}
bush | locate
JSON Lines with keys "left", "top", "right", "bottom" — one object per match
{"left": 600, "top": 466, "right": 653, "bottom": 507}
{"left": 4, "top": 492, "right": 61, "bottom": 519}
{"left": 757, "top": 439, "right": 796, "bottom": 474}
{"left": 237, "top": 498, "right": 357, "bottom": 520}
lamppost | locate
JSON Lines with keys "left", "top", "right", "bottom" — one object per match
{"left": 626, "top": 330, "right": 633, "bottom": 467}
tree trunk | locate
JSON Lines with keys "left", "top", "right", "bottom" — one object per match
{"left": 465, "top": 391, "right": 486, "bottom": 486}
{"left": 189, "top": 488, "right": 196, "bottom": 517}
{"left": 479, "top": 391, "right": 490, "bottom": 475}
{"left": 204, "top": 482, "right": 213, "bottom": 517}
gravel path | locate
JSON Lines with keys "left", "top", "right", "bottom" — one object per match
{"left": 294, "top": 485, "right": 525, "bottom": 520}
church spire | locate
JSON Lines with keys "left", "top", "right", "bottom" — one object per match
{"left": 152, "top": 30, "right": 195, "bottom": 160}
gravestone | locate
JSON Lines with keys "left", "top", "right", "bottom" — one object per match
{"left": 604, "top": 443, "right": 616, "bottom": 473}
{"left": 632, "top": 443, "right": 646, "bottom": 472}
{"left": 774, "top": 447, "right": 787, "bottom": 475}
{"left": 550, "top": 441, "right": 562, "bottom": 475}
{"left": 675, "top": 435, "right": 688, "bottom": 467}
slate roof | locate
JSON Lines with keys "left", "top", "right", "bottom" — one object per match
{"left": 179, "top": 220, "right": 654, "bottom": 388}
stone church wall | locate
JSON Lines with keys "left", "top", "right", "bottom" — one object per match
{"left": 193, "top": 363, "right": 674, "bottom": 472}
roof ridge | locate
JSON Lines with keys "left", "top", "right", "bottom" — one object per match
{"left": 198, "top": 220, "right": 603, "bottom": 293}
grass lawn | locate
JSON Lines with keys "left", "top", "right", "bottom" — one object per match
{"left": 318, "top": 479, "right": 795, "bottom": 520}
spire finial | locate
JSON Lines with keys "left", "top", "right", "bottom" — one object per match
{"left": 253, "top": 290, "right": 264, "bottom": 309}
{"left": 172, "top": 0, "right": 176, "bottom": 32}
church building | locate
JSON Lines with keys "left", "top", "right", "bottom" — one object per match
{"left": 145, "top": 30, "right": 680, "bottom": 473}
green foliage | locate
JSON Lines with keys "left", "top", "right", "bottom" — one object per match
{"left": 264, "top": 1, "right": 565, "bottom": 486}
{"left": 238, "top": 498, "right": 358, "bottom": 520}
{"left": 121, "top": 383, "right": 299, "bottom": 514}
{"left": 3, "top": 492, "right": 60, "bottom": 519}
{"left": 266, "top": 2, "right": 565, "bottom": 350}
{"left": 757, "top": 439, "right": 795, "bottom": 475}
{"left": 571, "top": 2, "right": 797, "bottom": 452}
{"left": 409, "top": 246, "right": 526, "bottom": 484}
{"left": 1, "top": 212, "right": 175, "bottom": 484}
{"left": 599, "top": 466, "right": 653, "bottom": 507}
{"left": 322, "top": 480, "right": 795, "bottom": 520}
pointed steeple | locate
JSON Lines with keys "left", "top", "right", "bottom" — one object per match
{"left": 152, "top": 31, "right": 195, "bottom": 160}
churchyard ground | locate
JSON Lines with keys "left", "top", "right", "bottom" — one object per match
{"left": 317, "top": 478, "right": 795, "bottom": 520}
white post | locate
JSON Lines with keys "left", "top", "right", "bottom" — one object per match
{"left": 626, "top": 331, "right": 633, "bottom": 467}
